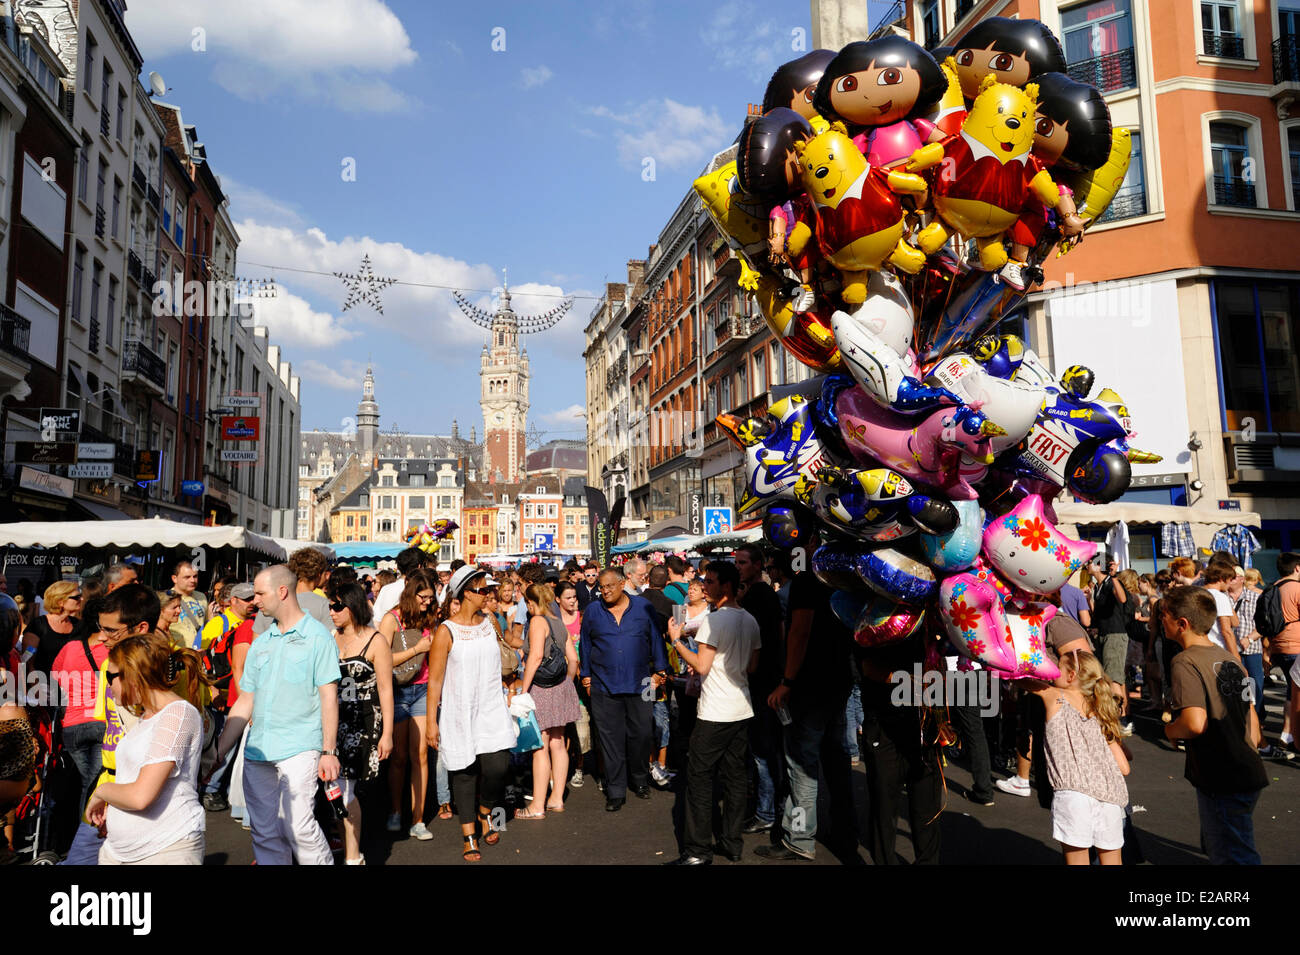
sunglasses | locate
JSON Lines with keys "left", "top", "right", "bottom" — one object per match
{"left": 106, "top": 670, "right": 121, "bottom": 682}
{"left": 330, "top": 602, "right": 347, "bottom": 612}
{"left": 465, "top": 585, "right": 496, "bottom": 596}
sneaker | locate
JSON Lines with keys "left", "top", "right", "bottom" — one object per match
{"left": 386, "top": 812, "right": 402, "bottom": 833}
{"left": 345, "top": 855, "right": 366, "bottom": 866}
{"left": 995, "top": 776, "right": 1030, "bottom": 797}
{"left": 1259, "top": 744, "right": 1296, "bottom": 760}
{"left": 595, "top": 776, "right": 606, "bottom": 795}
{"left": 999, "top": 260, "right": 1027, "bottom": 291}
{"left": 409, "top": 822, "right": 433, "bottom": 841}
{"left": 570, "top": 770, "right": 585, "bottom": 789}
{"left": 649, "top": 763, "right": 672, "bottom": 787}
{"left": 792, "top": 285, "right": 816, "bottom": 313}
{"left": 202, "top": 793, "right": 229, "bottom": 813}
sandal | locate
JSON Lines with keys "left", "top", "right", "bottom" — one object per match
{"left": 545, "top": 802, "right": 565, "bottom": 813}
{"left": 478, "top": 811, "right": 500, "bottom": 846}
{"left": 462, "top": 834, "right": 481, "bottom": 862}
{"left": 437, "top": 803, "right": 453, "bottom": 820}
{"left": 514, "top": 807, "right": 546, "bottom": 820}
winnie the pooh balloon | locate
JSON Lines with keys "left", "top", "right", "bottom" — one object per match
{"left": 794, "top": 122, "right": 929, "bottom": 302}
{"left": 982, "top": 493, "right": 1096, "bottom": 594}
{"left": 907, "top": 76, "right": 1061, "bottom": 271}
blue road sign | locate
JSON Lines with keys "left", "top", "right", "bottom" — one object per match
{"left": 533, "top": 533, "right": 554, "bottom": 551}
{"left": 703, "top": 507, "right": 732, "bottom": 536}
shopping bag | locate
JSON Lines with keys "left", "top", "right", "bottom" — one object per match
{"left": 512, "top": 709, "right": 543, "bottom": 755}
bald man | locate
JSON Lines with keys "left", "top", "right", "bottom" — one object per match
{"left": 211, "top": 564, "right": 341, "bottom": 865}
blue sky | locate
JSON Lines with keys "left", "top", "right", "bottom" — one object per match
{"left": 122, "top": 0, "right": 898, "bottom": 441}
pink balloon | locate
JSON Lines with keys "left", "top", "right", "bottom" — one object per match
{"left": 937, "top": 573, "right": 1018, "bottom": 673}
{"left": 835, "top": 384, "right": 996, "bottom": 500}
{"left": 982, "top": 493, "right": 1097, "bottom": 594}
{"left": 854, "top": 598, "right": 926, "bottom": 647}
{"left": 1004, "top": 602, "right": 1061, "bottom": 681}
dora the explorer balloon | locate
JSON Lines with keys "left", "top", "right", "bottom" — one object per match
{"left": 812, "top": 37, "right": 948, "bottom": 168}
{"left": 950, "top": 17, "right": 1066, "bottom": 103}
{"left": 907, "top": 77, "right": 1061, "bottom": 272}
{"left": 763, "top": 50, "right": 837, "bottom": 131}
{"left": 794, "top": 122, "right": 929, "bottom": 303}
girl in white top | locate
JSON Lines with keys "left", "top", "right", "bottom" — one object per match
{"left": 426, "top": 568, "right": 517, "bottom": 862}
{"left": 86, "top": 635, "right": 210, "bottom": 865}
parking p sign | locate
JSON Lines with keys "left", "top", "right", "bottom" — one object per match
{"left": 533, "top": 533, "right": 554, "bottom": 552}
{"left": 703, "top": 507, "right": 732, "bottom": 535}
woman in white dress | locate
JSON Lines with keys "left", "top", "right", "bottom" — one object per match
{"left": 85, "top": 635, "right": 209, "bottom": 865}
{"left": 426, "top": 567, "right": 517, "bottom": 862}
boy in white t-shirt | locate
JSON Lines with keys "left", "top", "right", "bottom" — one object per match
{"left": 1202, "top": 565, "right": 1242, "bottom": 664}
{"left": 664, "top": 561, "right": 760, "bottom": 865}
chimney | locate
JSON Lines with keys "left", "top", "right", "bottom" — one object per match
{"left": 745, "top": 103, "right": 763, "bottom": 124}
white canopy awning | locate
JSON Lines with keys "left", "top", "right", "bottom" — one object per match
{"left": 271, "top": 539, "right": 335, "bottom": 561}
{"left": 1053, "top": 502, "right": 1260, "bottom": 549}
{"left": 0, "top": 519, "right": 287, "bottom": 559}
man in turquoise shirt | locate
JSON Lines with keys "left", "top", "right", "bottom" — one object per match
{"left": 212, "top": 564, "right": 341, "bottom": 865}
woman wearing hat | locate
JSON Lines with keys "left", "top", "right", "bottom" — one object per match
{"left": 426, "top": 567, "right": 517, "bottom": 861}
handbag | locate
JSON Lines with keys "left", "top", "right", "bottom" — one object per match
{"left": 389, "top": 614, "right": 425, "bottom": 686}
{"left": 512, "top": 709, "right": 543, "bottom": 755}
{"left": 527, "top": 617, "right": 568, "bottom": 689}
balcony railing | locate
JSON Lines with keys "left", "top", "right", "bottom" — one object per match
{"left": 94, "top": 204, "right": 106, "bottom": 238}
{"left": 1067, "top": 47, "right": 1137, "bottom": 95}
{"left": 99, "top": 106, "right": 110, "bottom": 137}
{"left": 127, "top": 249, "right": 142, "bottom": 282}
{"left": 0, "top": 303, "right": 30, "bottom": 357}
{"left": 88, "top": 315, "right": 100, "bottom": 353}
{"left": 1203, "top": 32, "right": 1245, "bottom": 59}
{"left": 1213, "top": 176, "right": 1256, "bottom": 207}
{"left": 1098, "top": 190, "right": 1148, "bottom": 223}
{"left": 60, "top": 85, "right": 74, "bottom": 124}
{"left": 148, "top": 183, "right": 160, "bottom": 209}
{"left": 121, "top": 338, "right": 166, "bottom": 394}
{"left": 131, "top": 162, "right": 146, "bottom": 193}
{"left": 141, "top": 266, "right": 156, "bottom": 292}
{"left": 1276, "top": 35, "right": 1300, "bottom": 84}
{"left": 869, "top": 0, "right": 906, "bottom": 39}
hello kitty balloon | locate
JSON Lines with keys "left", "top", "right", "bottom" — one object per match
{"left": 982, "top": 494, "right": 1096, "bottom": 594}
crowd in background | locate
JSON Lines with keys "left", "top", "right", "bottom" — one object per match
{"left": 1, "top": 540, "right": 1297, "bottom": 866}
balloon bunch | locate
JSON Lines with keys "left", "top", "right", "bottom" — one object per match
{"left": 404, "top": 519, "right": 459, "bottom": 555}
{"left": 707, "top": 17, "right": 1163, "bottom": 680}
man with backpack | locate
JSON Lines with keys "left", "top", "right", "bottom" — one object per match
{"left": 200, "top": 582, "right": 256, "bottom": 811}
{"left": 1256, "top": 553, "right": 1300, "bottom": 752}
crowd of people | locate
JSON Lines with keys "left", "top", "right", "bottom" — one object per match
{"left": 0, "top": 540, "right": 1297, "bottom": 866}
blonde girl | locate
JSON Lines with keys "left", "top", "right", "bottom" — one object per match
{"left": 1027, "top": 650, "right": 1130, "bottom": 865}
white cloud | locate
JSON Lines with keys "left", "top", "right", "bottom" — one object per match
{"left": 220, "top": 175, "right": 304, "bottom": 229}
{"left": 587, "top": 99, "right": 732, "bottom": 172}
{"left": 297, "top": 358, "right": 367, "bottom": 392}
{"left": 699, "top": 3, "right": 789, "bottom": 83}
{"left": 540, "top": 404, "right": 588, "bottom": 426}
{"left": 125, "top": 0, "right": 418, "bottom": 112}
{"left": 520, "top": 65, "right": 554, "bottom": 89}
{"left": 240, "top": 289, "right": 356, "bottom": 349}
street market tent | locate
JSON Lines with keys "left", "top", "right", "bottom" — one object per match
{"left": 0, "top": 519, "right": 287, "bottom": 559}
{"left": 1053, "top": 501, "right": 1261, "bottom": 548}
{"left": 329, "top": 542, "right": 408, "bottom": 562}
{"left": 271, "top": 539, "right": 335, "bottom": 561}
{"left": 610, "top": 522, "right": 763, "bottom": 555}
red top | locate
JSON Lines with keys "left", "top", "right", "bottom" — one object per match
{"left": 811, "top": 166, "right": 904, "bottom": 256}
{"left": 225, "top": 618, "right": 257, "bottom": 708}
{"left": 933, "top": 134, "right": 1046, "bottom": 215}
{"left": 52, "top": 639, "right": 110, "bottom": 727}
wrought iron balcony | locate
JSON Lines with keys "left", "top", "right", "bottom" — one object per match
{"left": 88, "top": 315, "right": 100, "bottom": 353}
{"left": 0, "top": 303, "right": 30, "bottom": 358}
{"left": 1213, "top": 176, "right": 1256, "bottom": 207}
{"left": 121, "top": 338, "right": 166, "bottom": 394}
{"left": 99, "top": 106, "right": 110, "bottom": 137}
{"left": 1276, "top": 35, "right": 1300, "bottom": 84}
{"left": 60, "top": 85, "right": 74, "bottom": 124}
{"left": 869, "top": 0, "right": 906, "bottom": 39}
{"left": 127, "top": 249, "right": 142, "bottom": 282}
{"left": 94, "top": 204, "right": 106, "bottom": 238}
{"left": 141, "top": 266, "right": 157, "bottom": 292}
{"left": 1203, "top": 32, "right": 1245, "bottom": 59}
{"left": 131, "top": 162, "right": 146, "bottom": 192}
{"left": 1098, "top": 190, "right": 1148, "bottom": 223}
{"left": 1067, "top": 47, "right": 1137, "bottom": 95}
{"left": 148, "top": 183, "right": 160, "bottom": 209}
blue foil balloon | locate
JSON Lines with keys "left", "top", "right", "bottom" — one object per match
{"left": 812, "top": 543, "right": 871, "bottom": 594}
{"left": 830, "top": 590, "right": 869, "bottom": 629}
{"left": 854, "top": 548, "right": 937, "bottom": 605}
{"left": 919, "top": 499, "right": 984, "bottom": 571}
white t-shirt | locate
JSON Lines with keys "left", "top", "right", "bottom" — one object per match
{"left": 372, "top": 576, "right": 405, "bottom": 621}
{"left": 103, "top": 699, "right": 205, "bottom": 863}
{"left": 695, "top": 606, "right": 761, "bottom": 723}
{"left": 1206, "top": 588, "right": 1236, "bottom": 651}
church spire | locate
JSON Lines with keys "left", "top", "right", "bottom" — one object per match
{"left": 357, "top": 363, "right": 380, "bottom": 457}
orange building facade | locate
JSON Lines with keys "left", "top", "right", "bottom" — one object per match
{"left": 890, "top": 0, "right": 1300, "bottom": 565}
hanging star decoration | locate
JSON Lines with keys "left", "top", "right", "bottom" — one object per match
{"left": 453, "top": 268, "right": 573, "bottom": 334}
{"left": 334, "top": 255, "right": 398, "bottom": 314}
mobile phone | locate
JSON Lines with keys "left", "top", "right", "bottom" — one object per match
{"left": 672, "top": 605, "right": 686, "bottom": 628}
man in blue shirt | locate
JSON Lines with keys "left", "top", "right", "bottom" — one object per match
{"left": 580, "top": 567, "right": 669, "bottom": 811}
{"left": 212, "top": 564, "right": 341, "bottom": 865}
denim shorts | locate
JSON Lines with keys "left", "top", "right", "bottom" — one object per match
{"left": 393, "top": 682, "right": 428, "bottom": 722}
{"left": 653, "top": 699, "right": 670, "bottom": 749}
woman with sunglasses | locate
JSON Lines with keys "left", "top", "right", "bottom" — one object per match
{"left": 379, "top": 570, "right": 437, "bottom": 840}
{"left": 24, "top": 580, "right": 85, "bottom": 680}
{"left": 85, "top": 635, "right": 212, "bottom": 864}
{"left": 426, "top": 567, "right": 517, "bottom": 861}
{"left": 329, "top": 583, "right": 394, "bottom": 865}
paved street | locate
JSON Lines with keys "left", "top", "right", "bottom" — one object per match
{"left": 201, "top": 679, "right": 1300, "bottom": 866}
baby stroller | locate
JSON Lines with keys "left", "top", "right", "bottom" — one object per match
{"left": 7, "top": 702, "right": 64, "bottom": 865}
